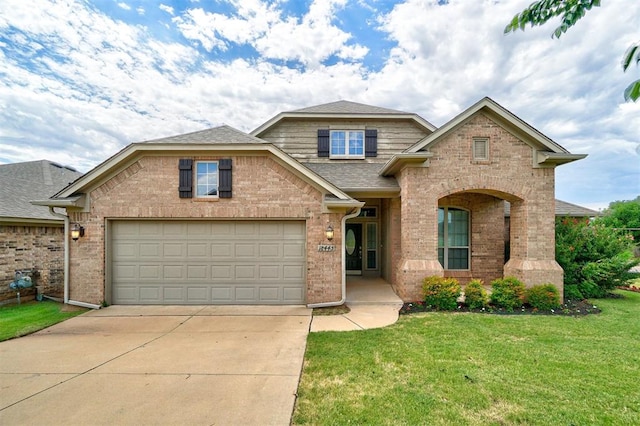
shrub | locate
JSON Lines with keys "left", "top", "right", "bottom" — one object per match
{"left": 525, "top": 284, "right": 561, "bottom": 310}
{"left": 556, "top": 218, "right": 639, "bottom": 298}
{"left": 563, "top": 284, "right": 584, "bottom": 301}
{"left": 490, "top": 277, "right": 525, "bottom": 311}
{"left": 464, "top": 279, "right": 488, "bottom": 309}
{"left": 422, "top": 276, "right": 461, "bottom": 311}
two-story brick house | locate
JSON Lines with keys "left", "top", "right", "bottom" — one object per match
{"left": 35, "top": 98, "right": 585, "bottom": 307}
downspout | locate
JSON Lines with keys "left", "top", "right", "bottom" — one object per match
{"left": 307, "top": 206, "right": 362, "bottom": 308}
{"left": 48, "top": 207, "right": 101, "bottom": 310}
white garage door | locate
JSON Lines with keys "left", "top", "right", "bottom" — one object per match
{"left": 110, "top": 221, "right": 306, "bottom": 305}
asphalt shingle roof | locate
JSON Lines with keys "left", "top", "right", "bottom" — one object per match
{"left": 505, "top": 199, "right": 599, "bottom": 217}
{"left": 138, "top": 125, "right": 265, "bottom": 145}
{"left": 289, "top": 100, "right": 411, "bottom": 115}
{"left": 0, "top": 160, "right": 83, "bottom": 221}
{"left": 303, "top": 162, "right": 399, "bottom": 191}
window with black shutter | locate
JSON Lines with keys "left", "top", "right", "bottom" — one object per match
{"left": 317, "top": 129, "right": 330, "bottom": 157}
{"left": 178, "top": 159, "right": 193, "bottom": 198}
{"left": 218, "top": 158, "right": 232, "bottom": 198}
{"left": 365, "top": 129, "right": 378, "bottom": 157}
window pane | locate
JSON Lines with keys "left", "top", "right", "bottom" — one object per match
{"left": 349, "top": 131, "right": 363, "bottom": 155}
{"left": 448, "top": 248, "right": 469, "bottom": 269}
{"left": 438, "top": 248, "right": 444, "bottom": 268}
{"left": 448, "top": 209, "right": 468, "bottom": 246}
{"left": 366, "top": 223, "right": 376, "bottom": 250}
{"left": 196, "top": 161, "right": 218, "bottom": 197}
{"left": 438, "top": 208, "right": 445, "bottom": 247}
{"left": 330, "top": 131, "right": 346, "bottom": 155}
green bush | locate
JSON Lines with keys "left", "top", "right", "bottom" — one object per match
{"left": 525, "top": 284, "right": 561, "bottom": 310}
{"left": 464, "top": 279, "right": 488, "bottom": 309}
{"left": 422, "top": 276, "right": 461, "bottom": 311}
{"left": 556, "top": 218, "right": 639, "bottom": 298}
{"left": 490, "top": 277, "right": 525, "bottom": 311}
{"left": 563, "top": 284, "right": 583, "bottom": 301}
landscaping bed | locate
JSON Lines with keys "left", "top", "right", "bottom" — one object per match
{"left": 400, "top": 297, "right": 601, "bottom": 316}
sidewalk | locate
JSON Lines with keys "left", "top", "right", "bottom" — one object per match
{"left": 310, "top": 277, "right": 403, "bottom": 332}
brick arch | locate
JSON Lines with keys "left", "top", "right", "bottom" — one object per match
{"left": 433, "top": 175, "right": 529, "bottom": 203}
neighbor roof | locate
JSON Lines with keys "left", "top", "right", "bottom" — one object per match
{"left": 0, "top": 160, "right": 82, "bottom": 223}
{"left": 505, "top": 199, "right": 600, "bottom": 217}
{"left": 251, "top": 100, "right": 436, "bottom": 136}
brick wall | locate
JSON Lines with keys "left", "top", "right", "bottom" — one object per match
{"left": 66, "top": 154, "right": 344, "bottom": 305}
{"left": 393, "top": 112, "right": 563, "bottom": 301}
{"left": 0, "top": 224, "right": 64, "bottom": 303}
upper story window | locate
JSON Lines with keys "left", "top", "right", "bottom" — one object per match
{"left": 196, "top": 161, "right": 218, "bottom": 198}
{"left": 330, "top": 130, "right": 364, "bottom": 158}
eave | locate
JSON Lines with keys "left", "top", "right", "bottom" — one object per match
{"left": 536, "top": 152, "right": 588, "bottom": 166}
{"left": 379, "top": 152, "right": 433, "bottom": 176}
{"left": 251, "top": 112, "right": 436, "bottom": 137}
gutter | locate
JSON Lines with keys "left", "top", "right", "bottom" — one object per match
{"left": 307, "top": 206, "right": 362, "bottom": 308}
{"left": 48, "top": 207, "right": 101, "bottom": 310}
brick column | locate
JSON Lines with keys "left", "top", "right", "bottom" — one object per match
{"left": 504, "top": 198, "right": 564, "bottom": 300}
{"left": 393, "top": 168, "right": 443, "bottom": 301}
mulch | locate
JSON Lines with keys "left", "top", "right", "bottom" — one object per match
{"left": 400, "top": 298, "right": 602, "bottom": 316}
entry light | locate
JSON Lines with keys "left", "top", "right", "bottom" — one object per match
{"left": 325, "top": 224, "right": 334, "bottom": 241}
{"left": 70, "top": 223, "right": 85, "bottom": 241}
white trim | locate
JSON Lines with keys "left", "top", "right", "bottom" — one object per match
{"left": 251, "top": 112, "right": 436, "bottom": 137}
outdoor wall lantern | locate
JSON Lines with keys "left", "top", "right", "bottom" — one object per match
{"left": 325, "top": 224, "right": 334, "bottom": 241}
{"left": 70, "top": 223, "right": 85, "bottom": 241}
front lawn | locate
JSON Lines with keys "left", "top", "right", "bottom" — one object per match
{"left": 0, "top": 301, "right": 87, "bottom": 341}
{"left": 294, "top": 291, "right": 640, "bottom": 425}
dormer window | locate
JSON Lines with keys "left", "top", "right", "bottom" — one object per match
{"left": 330, "top": 130, "right": 364, "bottom": 159}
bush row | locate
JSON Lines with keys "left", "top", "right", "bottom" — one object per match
{"left": 421, "top": 276, "right": 560, "bottom": 312}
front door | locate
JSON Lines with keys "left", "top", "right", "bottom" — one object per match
{"left": 345, "top": 223, "right": 362, "bottom": 275}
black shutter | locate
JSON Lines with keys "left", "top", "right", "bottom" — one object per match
{"left": 219, "top": 159, "right": 232, "bottom": 198}
{"left": 317, "top": 129, "right": 330, "bottom": 157}
{"left": 178, "top": 159, "right": 193, "bottom": 198}
{"left": 365, "top": 129, "right": 378, "bottom": 157}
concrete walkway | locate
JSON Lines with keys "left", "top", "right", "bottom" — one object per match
{"left": 310, "top": 277, "right": 404, "bottom": 332}
{"left": 0, "top": 305, "right": 311, "bottom": 426}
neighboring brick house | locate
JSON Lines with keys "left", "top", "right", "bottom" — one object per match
{"left": 35, "top": 98, "right": 586, "bottom": 307}
{"left": 0, "top": 160, "right": 82, "bottom": 303}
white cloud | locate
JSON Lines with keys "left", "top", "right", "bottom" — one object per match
{"left": 0, "top": 0, "right": 638, "bottom": 207}
{"left": 117, "top": 2, "right": 131, "bottom": 11}
{"left": 159, "top": 4, "right": 174, "bottom": 15}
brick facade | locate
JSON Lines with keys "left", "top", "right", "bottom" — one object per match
{"left": 67, "top": 155, "right": 344, "bottom": 305}
{"left": 391, "top": 113, "right": 564, "bottom": 301}
{"left": 0, "top": 224, "right": 65, "bottom": 303}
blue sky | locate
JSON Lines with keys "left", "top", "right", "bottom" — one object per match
{"left": 0, "top": 0, "right": 638, "bottom": 210}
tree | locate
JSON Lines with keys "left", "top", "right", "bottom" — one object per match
{"left": 596, "top": 196, "right": 640, "bottom": 245}
{"left": 504, "top": 0, "right": 640, "bottom": 102}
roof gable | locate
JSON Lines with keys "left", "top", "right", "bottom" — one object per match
{"left": 407, "top": 97, "right": 570, "bottom": 154}
{"left": 251, "top": 100, "right": 436, "bottom": 137}
{"left": 44, "top": 126, "right": 355, "bottom": 207}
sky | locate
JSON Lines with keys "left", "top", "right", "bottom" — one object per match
{"left": 0, "top": 0, "right": 638, "bottom": 211}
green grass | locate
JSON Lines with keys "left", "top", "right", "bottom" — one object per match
{"left": 0, "top": 301, "right": 87, "bottom": 341}
{"left": 294, "top": 291, "right": 640, "bottom": 425}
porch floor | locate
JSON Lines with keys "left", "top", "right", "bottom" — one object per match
{"left": 346, "top": 276, "right": 404, "bottom": 305}
{"left": 310, "top": 277, "right": 403, "bottom": 332}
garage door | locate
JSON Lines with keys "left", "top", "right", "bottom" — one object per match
{"left": 110, "top": 221, "right": 306, "bottom": 305}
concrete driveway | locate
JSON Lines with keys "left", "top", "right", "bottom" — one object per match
{"left": 0, "top": 305, "right": 311, "bottom": 425}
